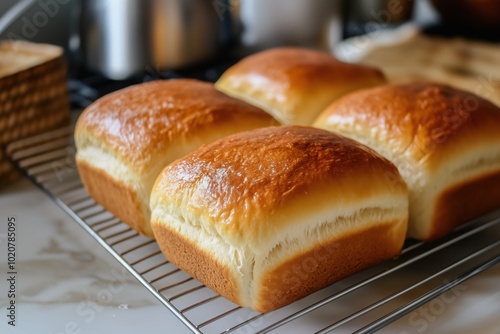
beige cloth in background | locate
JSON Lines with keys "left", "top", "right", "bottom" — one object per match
{"left": 355, "top": 33, "right": 500, "bottom": 106}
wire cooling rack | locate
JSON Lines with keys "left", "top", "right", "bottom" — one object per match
{"left": 6, "top": 126, "right": 500, "bottom": 333}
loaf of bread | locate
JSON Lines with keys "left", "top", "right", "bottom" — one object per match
{"left": 150, "top": 126, "right": 408, "bottom": 312}
{"left": 215, "top": 47, "right": 386, "bottom": 126}
{"left": 75, "top": 79, "right": 277, "bottom": 237}
{"left": 314, "top": 82, "right": 500, "bottom": 240}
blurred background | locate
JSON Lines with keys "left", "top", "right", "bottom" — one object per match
{"left": 1, "top": 0, "right": 498, "bottom": 89}
{"left": 0, "top": 0, "right": 499, "bottom": 180}
{"left": 0, "top": 0, "right": 441, "bottom": 84}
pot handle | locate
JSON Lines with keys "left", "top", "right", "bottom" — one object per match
{"left": 0, "top": 0, "right": 37, "bottom": 36}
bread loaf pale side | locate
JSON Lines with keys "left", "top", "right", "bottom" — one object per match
{"left": 75, "top": 79, "right": 277, "bottom": 237}
{"left": 314, "top": 82, "right": 500, "bottom": 240}
{"left": 151, "top": 126, "right": 408, "bottom": 312}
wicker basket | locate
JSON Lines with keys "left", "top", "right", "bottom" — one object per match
{"left": 0, "top": 40, "right": 70, "bottom": 187}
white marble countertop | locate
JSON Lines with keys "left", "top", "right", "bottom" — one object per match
{"left": 0, "top": 178, "right": 499, "bottom": 334}
{"left": 0, "top": 179, "right": 191, "bottom": 334}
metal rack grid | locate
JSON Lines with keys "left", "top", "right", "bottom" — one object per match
{"left": 6, "top": 126, "right": 500, "bottom": 334}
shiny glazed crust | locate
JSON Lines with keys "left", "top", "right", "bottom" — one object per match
{"left": 151, "top": 126, "right": 408, "bottom": 311}
{"left": 314, "top": 82, "right": 500, "bottom": 240}
{"left": 75, "top": 79, "right": 277, "bottom": 237}
{"left": 215, "top": 47, "right": 386, "bottom": 126}
{"left": 75, "top": 79, "right": 276, "bottom": 172}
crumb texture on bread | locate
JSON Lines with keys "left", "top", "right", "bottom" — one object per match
{"left": 314, "top": 82, "right": 500, "bottom": 239}
{"left": 151, "top": 126, "right": 408, "bottom": 311}
{"left": 215, "top": 47, "right": 386, "bottom": 125}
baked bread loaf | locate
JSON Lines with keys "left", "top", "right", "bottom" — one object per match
{"left": 314, "top": 82, "right": 500, "bottom": 240}
{"left": 75, "top": 79, "right": 277, "bottom": 237}
{"left": 150, "top": 126, "right": 408, "bottom": 312}
{"left": 215, "top": 47, "right": 386, "bottom": 126}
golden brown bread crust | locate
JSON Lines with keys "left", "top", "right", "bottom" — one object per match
{"left": 75, "top": 79, "right": 277, "bottom": 237}
{"left": 315, "top": 82, "right": 500, "bottom": 170}
{"left": 218, "top": 47, "right": 384, "bottom": 89}
{"left": 153, "top": 126, "right": 406, "bottom": 239}
{"left": 215, "top": 47, "right": 386, "bottom": 125}
{"left": 431, "top": 171, "right": 500, "bottom": 239}
{"left": 314, "top": 82, "right": 500, "bottom": 240}
{"left": 75, "top": 79, "right": 277, "bottom": 172}
{"left": 152, "top": 218, "right": 406, "bottom": 313}
{"left": 77, "top": 159, "right": 151, "bottom": 236}
{"left": 151, "top": 126, "right": 408, "bottom": 311}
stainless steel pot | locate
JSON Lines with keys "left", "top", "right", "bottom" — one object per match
{"left": 239, "top": 0, "right": 343, "bottom": 51}
{"left": 76, "top": 0, "right": 231, "bottom": 80}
